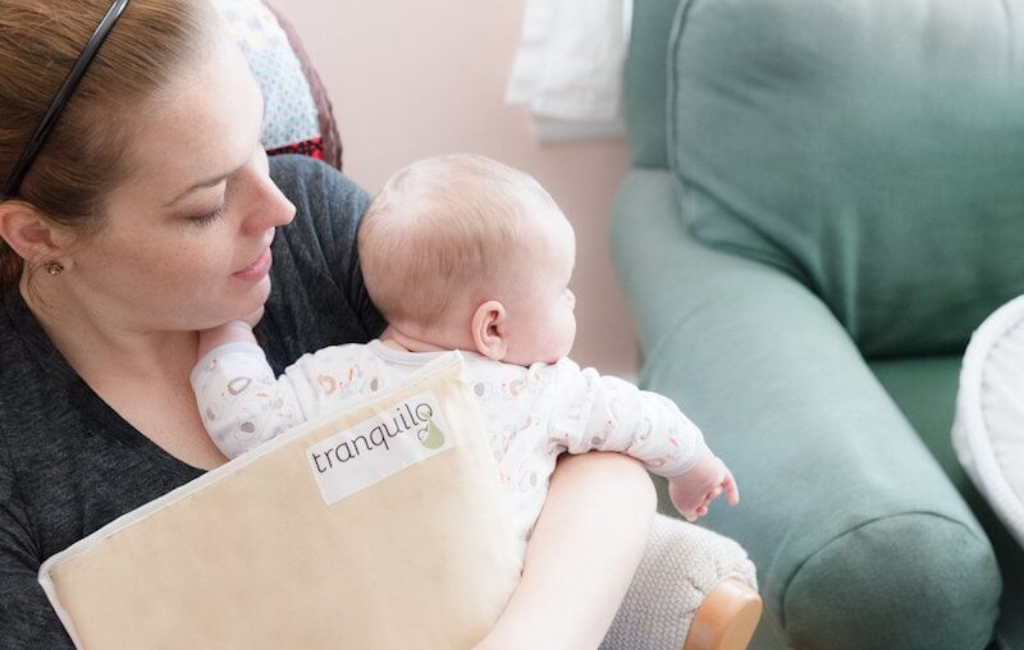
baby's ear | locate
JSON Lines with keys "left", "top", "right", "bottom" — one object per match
{"left": 471, "top": 300, "right": 509, "bottom": 361}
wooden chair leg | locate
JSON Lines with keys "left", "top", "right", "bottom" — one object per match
{"left": 682, "top": 579, "right": 762, "bottom": 650}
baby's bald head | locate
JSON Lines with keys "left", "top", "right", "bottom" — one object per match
{"left": 358, "top": 154, "right": 565, "bottom": 336}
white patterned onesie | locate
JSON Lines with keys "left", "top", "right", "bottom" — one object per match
{"left": 192, "top": 339, "right": 708, "bottom": 548}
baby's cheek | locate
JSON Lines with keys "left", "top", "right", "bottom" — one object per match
{"left": 560, "top": 313, "right": 577, "bottom": 352}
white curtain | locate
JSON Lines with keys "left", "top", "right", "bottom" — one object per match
{"left": 506, "top": 0, "right": 633, "bottom": 140}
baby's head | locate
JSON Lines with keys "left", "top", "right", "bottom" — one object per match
{"left": 359, "top": 154, "right": 576, "bottom": 366}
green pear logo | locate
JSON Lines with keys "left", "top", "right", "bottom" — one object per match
{"left": 420, "top": 418, "right": 446, "bottom": 449}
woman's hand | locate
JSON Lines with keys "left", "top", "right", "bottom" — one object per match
{"left": 472, "top": 452, "right": 656, "bottom": 650}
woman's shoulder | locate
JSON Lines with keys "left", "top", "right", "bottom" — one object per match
{"left": 0, "top": 288, "right": 57, "bottom": 393}
{"left": 269, "top": 155, "right": 371, "bottom": 252}
{"left": 258, "top": 156, "right": 386, "bottom": 373}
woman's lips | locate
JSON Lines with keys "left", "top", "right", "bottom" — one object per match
{"left": 233, "top": 248, "right": 272, "bottom": 282}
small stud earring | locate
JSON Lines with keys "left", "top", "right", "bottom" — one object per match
{"left": 46, "top": 262, "right": 64, "bottom": 276}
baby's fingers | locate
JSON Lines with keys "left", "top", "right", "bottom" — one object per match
{"left": 697, "top": 491, "right": 717, "bottom": 512}
{"left": 722, "top": 471, "right": 740, "bottom": 506}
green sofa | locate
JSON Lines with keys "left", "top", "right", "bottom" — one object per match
{"left": 612, "top": 1, "right": 1024, "bottom": 648}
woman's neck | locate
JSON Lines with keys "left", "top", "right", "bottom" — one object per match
{"left": 22, "top": 279, "right": 199, "bottom": 381}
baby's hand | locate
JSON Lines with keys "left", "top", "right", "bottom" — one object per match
{"left": 196, "top": 320, "right": 258, "bottom": 361}
{"left": 668, "top": 446, "right": 740, "bottom": 522}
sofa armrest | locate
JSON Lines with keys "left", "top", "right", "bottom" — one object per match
{"left": 611, "top": 169, "right": 1000, "bottom": 650}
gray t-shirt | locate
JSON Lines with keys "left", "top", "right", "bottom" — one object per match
{"left": 0, "top": 155, "right": 386, "bottom": 648}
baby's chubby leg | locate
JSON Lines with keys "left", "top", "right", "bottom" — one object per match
{"left": 601, "top": 515, "right": 760, "bottom": 650}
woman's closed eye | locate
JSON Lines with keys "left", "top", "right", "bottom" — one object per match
{"left": 189, "top": 202, "right": 226, "bottom": 227}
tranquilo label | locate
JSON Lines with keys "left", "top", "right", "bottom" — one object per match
{"left": 307, "top": 390, "right": 453, "bottom": 505}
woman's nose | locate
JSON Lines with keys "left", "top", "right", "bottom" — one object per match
{"left": 568, "top": 289, "right": 576, "bottom": 310}
{"left": 241, "top": 170, "right": 296, "bottom": 234}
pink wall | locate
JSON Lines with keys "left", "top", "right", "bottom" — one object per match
{"left": 280, "top": 0, "right": 639, "bottom": 376}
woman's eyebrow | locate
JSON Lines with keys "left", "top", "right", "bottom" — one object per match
{"left": 162, "top": 98, "right": 267, "bottom": 208}
{"left": 163, "top": 169, "right": 237, "bottom": 207}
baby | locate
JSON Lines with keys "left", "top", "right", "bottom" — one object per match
{"left": 191, "top": 154, "right": 739, "bottom": 549}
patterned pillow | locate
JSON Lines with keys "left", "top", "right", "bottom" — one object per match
{"left": 213, "top": 0, "right": 343, "bottom": 170}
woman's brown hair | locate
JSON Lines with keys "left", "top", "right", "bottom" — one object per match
{"left": 0, "top": 0, "right": 215, "bottom": 289}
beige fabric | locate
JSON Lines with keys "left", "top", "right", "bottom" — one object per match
{"left": 39, "top": 353, "right": 522, "bottom": 650}
{"left": 601, "top": 514, "right": 758, "bottom": 650}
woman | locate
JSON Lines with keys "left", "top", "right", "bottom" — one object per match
{"left": 0, "top": 1, "right": 656, "bottom": 647}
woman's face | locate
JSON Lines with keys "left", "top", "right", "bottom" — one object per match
{"left": 63, "top": 38, "right": 295, "bottom": 332}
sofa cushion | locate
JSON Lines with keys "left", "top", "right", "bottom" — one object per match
{"left": 667, "top": 0, "right": 1024, "bottom": 357}
{"left": 624, "top": 0, "right": 681, "bottom": 169}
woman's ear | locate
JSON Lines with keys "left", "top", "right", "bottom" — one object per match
{"left": 0, "top": 202, "right": 72, "bottom": 268}
{"left": 471, "top": 300, "right": 509, "bottom": 361}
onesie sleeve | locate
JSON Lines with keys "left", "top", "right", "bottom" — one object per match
{"left": 191, "top": 342, "right": 309, "bottom": 459}
{"left": 0, "top": 435, "right": 75, "bottom": 649}
{"left": 551, "top": 359, "right": 709, "bottom": 477}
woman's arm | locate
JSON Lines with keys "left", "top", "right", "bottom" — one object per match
{"left": 475, "top": 452, "right": 657, "bottom": 650}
